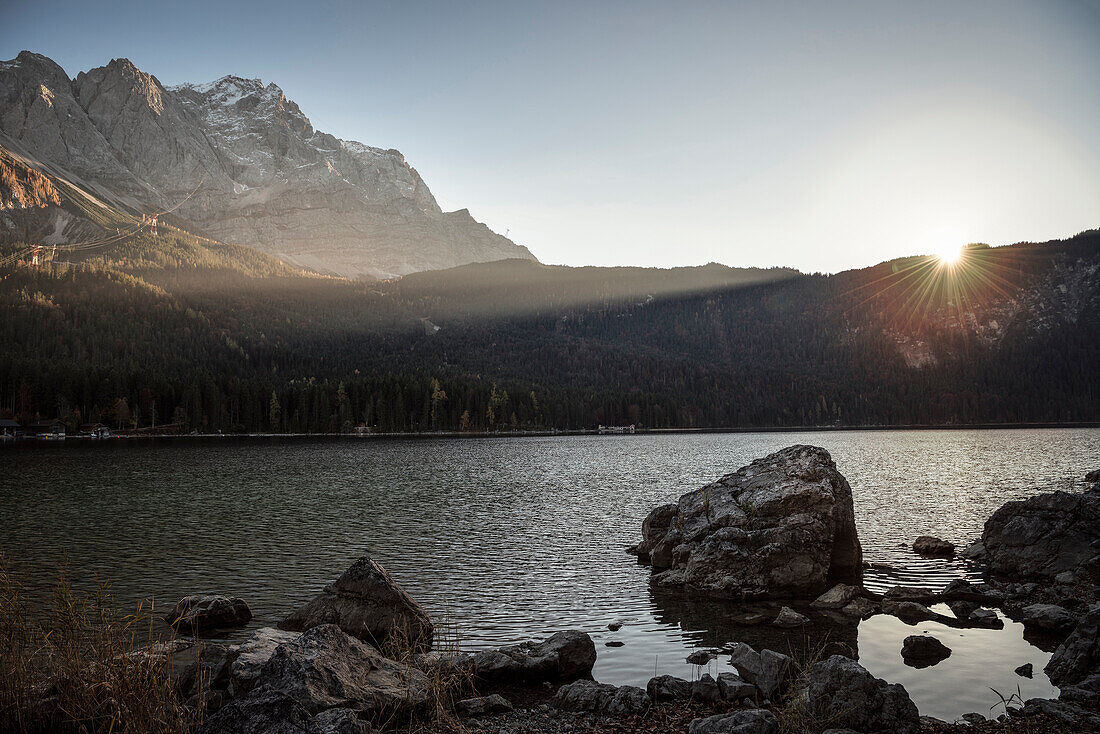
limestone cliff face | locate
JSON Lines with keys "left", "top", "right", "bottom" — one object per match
{"left": 0, "top": 51, "right": 536, "bottom": 278}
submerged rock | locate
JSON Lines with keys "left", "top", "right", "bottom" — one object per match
{"left": 901, "top": 635, "right": 951, "bottom": 668}
{"left": 801, "top": 655, "right": 920, "bottom": 734}
{"left": 279, "top": 557, "right": 433, "bottom": 652}
{"left": 688, "top": 709, "right": 777, "bottom": 734}
{"left": 470, "top": 630, "right": 596, "bottom": 682}
{"left": 553, "top": 679, "right": 650, "bottom": 715}
{"left": 1015, "top": 662, "right": 1033, "bottom": 678}
{"left": 912, "top": 536, "right": 955, "bottom": 557}
{"left": 166, "top": 594, "right": 252, "bottom": 633}
{"left": 640, "top": 445, "right": 862, "bottom": 599}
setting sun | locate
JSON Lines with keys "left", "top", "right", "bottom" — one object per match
{"left": 935, "top": 242, "right": 963, "bottom": 264}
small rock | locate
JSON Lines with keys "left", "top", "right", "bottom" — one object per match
{"left": 811, "top": 584, "right": 863, "bottom": 609}
{"left": 1015, "top": 663, "right": 1033, "bottom": 678}
{"left": 716, "top": 672, "right": 756, "bottom": 701}
{"left": 1085, "top": 469, "right": 1100, "bottom": 483}
{"left": 688, "top": 709, "right": 777, "bottom": 734}
{"left": 960, "top": 712, "right": 986, "bottom": 724}
{"left": 553, "top": 679, "right": 649, "bottom": 715}
{"left": 607, "top": 620, "right": 623, "bottom": 631}
{"left": 772, "top": 606, "right": 809, "bottom": 628}
{"left": 840, "top": 597, "right": 878, "bottom": 619}
{"left": 604, "top": 640, "right": 624, "bottom": 647}
{"left": 948, "top": 599, "right": 978, "bottom": 619}
{"left": 1020, "top": 604, "right": 1079, "bottom": 634}
{"left": 913, "top": 536, "right": 956, "bottom": 557}
{"left": 968, "top": 608, "right": 1004, "bottom": 629}
{"left": 727, "top": 643, "right": 791, "bottom": 698}
{"left": 166, "top": 595, "right": 252, "bottom": 634}
{"left": 455, "top": 694, "right": 513, "bottom": 717}
{"left": 647, "top": 674, "right": 693, "bottom": 701}
{"left": 692, "top": 673, "right": 723, "bottom": 703}
{"left": 687, "top": 649, "right": 714, "bottom": 665}
{"left": 901, "top": 635, "right": 951, "bottom": 669}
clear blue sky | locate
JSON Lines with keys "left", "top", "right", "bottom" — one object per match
{"left": 4, "top": 0, "right": 1099, "bottom": 272}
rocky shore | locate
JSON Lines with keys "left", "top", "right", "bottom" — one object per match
{"left": 79, "top": 446, "right": 1100, "bottom": 733}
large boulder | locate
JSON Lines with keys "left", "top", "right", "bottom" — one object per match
{"left": 801, "top": 655, "right": 920, "bottom": 734}
{"left": 256, "top": 624, "right": 429, "bottom": 720}
{"left": 470, "top": 630, "right": 596, "bottom": 683}
{"left": 1046, "top": 607, "right": 1100, "bottom": 687}
{"left": 279, "top": 557, "right": 433, "bottom": 652}
{"left": 972, "top": 490, "right": 1100, "bottom": 583}
{"left": 641, "top": 446, "right": 862, "bottom": 599}
{"left": 553, "top": 679, "right": 650, "bottom": 715}
{"left": 165, "top": 595, "right": 252, "bottom": 633}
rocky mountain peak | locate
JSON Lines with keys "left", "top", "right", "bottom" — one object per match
{"left": 0, "top": 51, "right": 537, "bottom": 279}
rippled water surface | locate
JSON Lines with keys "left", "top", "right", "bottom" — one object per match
{"left": 2, "top": 429, "right": 1096, "bottom": 721}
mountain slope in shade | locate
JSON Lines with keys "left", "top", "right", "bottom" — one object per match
{"left": 0, "top": 51, "right": 535, "bottom": 279}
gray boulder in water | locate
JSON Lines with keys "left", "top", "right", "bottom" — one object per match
{"left": 470, "top": 630, "right": 597, "bottom": 682}
{"left": 279, "top": 557, "right": 433, "bottom": 652}
{"left": 801, "top": 655, "right": 920, "bottom": 734}
{"left": 639, "top": 445, "right": 862, "bottom": 599}
{"left": 973, "top": 490, "right": 1100, "bottom": 583}
{"left": 165, "top": 594, "right": 252, "bottom": 633}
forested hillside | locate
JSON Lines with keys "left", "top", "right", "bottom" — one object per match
{"left": 2, "top": 218, "right": 1097, "bottom": 434}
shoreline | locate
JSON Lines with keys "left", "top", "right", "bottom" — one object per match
{"left": 3, "top": 420, "right": 1098, "bottom": 446}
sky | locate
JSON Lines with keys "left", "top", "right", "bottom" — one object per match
{"left": 3, "top": 0, "right": 1100, "bottom": 273}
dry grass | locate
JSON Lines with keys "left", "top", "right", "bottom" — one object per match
{"left": 0, "top": 556, "right": 200, "bottom": 734}
{"left": 378, "top": 614, "right": 476, "bottom": 733}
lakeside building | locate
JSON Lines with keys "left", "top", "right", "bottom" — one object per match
{"left": 597, "top": 424, "right": 636, "bottom": 434}
{"left": 25, "top": 420, "right": 66, "bottom": 440}
{"left": 0, "top": 418, "right": 20, "bottom": 439}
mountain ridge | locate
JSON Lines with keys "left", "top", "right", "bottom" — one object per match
{"left": 0, "top": 50, "right": 535, "bottom": 279}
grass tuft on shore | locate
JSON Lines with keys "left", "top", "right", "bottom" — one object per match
{"left": 0, "top": 557, "right": 199, "bottom": 734}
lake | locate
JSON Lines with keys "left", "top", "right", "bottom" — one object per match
{"left": 2, "top": 428, "right": 1097, "bottom": 721}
